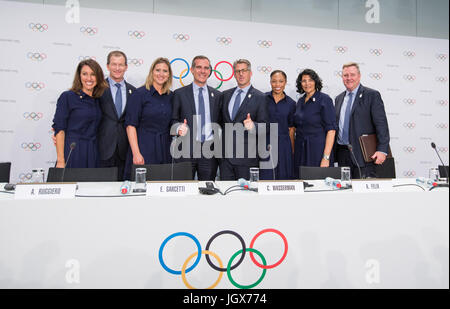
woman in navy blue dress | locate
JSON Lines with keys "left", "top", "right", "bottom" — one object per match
{"left": 52, "top": 59, "right": 108, "bottom": 168}
{"left": 293, "top": 69, "right": 337, "bottom": 178}
{"left": 124, "top": 57, "right": 174, "bottom": 180}
{"left": 260, "top": 70, "right": 296, "bottom": 180}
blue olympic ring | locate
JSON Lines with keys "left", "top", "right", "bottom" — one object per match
{"left": 159, "top": 232, "right": 201, "bottom": 275}
{"left": 170, "top": 58, "right": 190, "bottom": 80}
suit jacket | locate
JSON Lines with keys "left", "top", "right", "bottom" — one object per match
{"left": 97, "top": 78, "right": 136, "bottom": 161}
{"left": 171, "top": 83, "right": 222, "bottom": 157}
{"left": 220, "top": 85, "right": 269, "bottom": 166}
{"left": 335, "top": 84, "right": 390, "bottom": 167}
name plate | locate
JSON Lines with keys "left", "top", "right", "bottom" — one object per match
{"left": 351, "top": 180, "right": 393, "bottom": 193}
{"left": 147, "top": 182, "right": 199, "bottom": 196}
{"left": 258, "top": 182, "right": 305, "bottom": 195}
{"left": 15, "top": 183, "right": 77, "bottom": 200}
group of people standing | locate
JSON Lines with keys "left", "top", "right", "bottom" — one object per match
{"left": 52, "top": 51, "right": 390, "bottom": 181}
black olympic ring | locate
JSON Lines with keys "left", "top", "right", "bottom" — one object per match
{"left": 403, "top": 51, "right": 416, "bottom": 58}
{"left": 128, "top": 30, "right": 145, "bottom": 39}
{"left": 435, "top": 54, "right": 448, "bottom": 61}
{"left": 216, "top": 37, "right": 232, "bottom": 45}
{"left": 25, "top": 82, "right": 45, "bottom": 90}
{"left": 80, "top": 26, "right": 98, "bottom": 35}
{"left": 297, "top": 43, "right": 311, "bottom": 51}
{"left": 370, "top": 49, "right": 383, "bottom": 56}
{"left": 403, "top": 122, "right": 416, "bottom": 129}
{"left": 257, "top": 40, "right": 272, "bottom": 48}
{"left": 334, "top": 46, "right": 348, "bottom": 54}
{"left": 29, "top": 23, "right": 48, "bottom": 32}
{"left": 173, "top": 33, "right": 190, "bottom": 41}
{"left": 23, "top": 112, "right": 43, "bottom": 120}
{"left": 205, "top": 230, "right": 247, "bottom": 272}
{"left": 27, "top": 52, "right": 47, "bottom": 61}
{"left": 403, "top": 98, "right": 416, "bottom": 105}
{"left": 403, "top": 75, "right": 416, "bottom": 81}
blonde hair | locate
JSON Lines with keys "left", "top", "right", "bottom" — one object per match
{"left": 342, "top": 62, "right": 361, "bottom": 73}
{"left": 145, "top": 57, "right": 173, "bottom": 94}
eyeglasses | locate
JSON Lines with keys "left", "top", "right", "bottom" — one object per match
{"left": 235, "top": 68, "right": 250, "bottom": 75}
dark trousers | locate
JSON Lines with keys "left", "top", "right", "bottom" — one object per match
{"left": 336, "top": 144, "right": 376, "bottom": 179}
{"left": 99, "top": 146, "right": 126, "bottom": 181}
{"left": 219, "top": 159, "right": 254, "bottom": 181}
{"left": 176, "top": 157, "right": 218, "bottom": 181}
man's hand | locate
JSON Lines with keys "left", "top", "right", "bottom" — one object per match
{"left": 178, "top": 119, "right": 188, "bottom": 136}
{"left": 243, "top": 113, "right": 255, "bottom": 131}
{"left": 372, "top": 151, "right": 387, "bottom": 165}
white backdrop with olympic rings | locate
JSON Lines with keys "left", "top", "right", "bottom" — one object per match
{"left": 0, "top": 0, "right": 448, "bottom": 183}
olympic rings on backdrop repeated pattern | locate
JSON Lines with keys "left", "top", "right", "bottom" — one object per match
{"left": 28, "top": 23, "right": 48, "bottom": 32}
{"left": 27, "top": 52, "right": 47, "bottom": 61}
{"left": 21, "top": 142, "right": 41, "bottom": 151}
{"left": 23, "top": 112, "right": 43, "bottom": 121}
{"left": 170, "top": 59, "right": 234, "bottom": 90}
{"left": 158, "top": 228, "right": 288, "bottom": 289}
{"left": 80, "top": 26, "right": 98, "bottom": 36}
{"left": 128, "top": 30, "right": 145, "bottom": 39}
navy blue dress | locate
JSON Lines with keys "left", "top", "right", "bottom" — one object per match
{"left": 293, "top": 91, "right": 337, "bottom": 178}
{"left": 260, "top": 92, "right": 296, "bottom": 180}
{"left": 52, "top": 90, "right": 102, "bottom": 168}
{"left": 123, "top": 86, "right": 173, "bottom": 180}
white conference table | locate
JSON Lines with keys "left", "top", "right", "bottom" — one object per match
{"left": 0, "top": 179, "right": 448, "bottom": 289}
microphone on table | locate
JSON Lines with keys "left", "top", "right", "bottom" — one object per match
{"left": 324, "top": 177, "right": 342, "bottom": 189}
{"left": 120, "top": 181, "right": 131, "bottom": 194}
{"left": 431, "top": 142, "right": 449, "bottom": 184}
{"left": 238, "top": 178, "right": 250, "bottom": 189}
{"left": 416, "top": 177, "right": 438, "bottom": 188}
{"left": 61, "top": 142, "right": 76, "bottom": 182}
{"left": 347, "top": 144, "right": 363, "bottom": 179}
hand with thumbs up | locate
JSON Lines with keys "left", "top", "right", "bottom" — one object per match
{"left": 243, "top": 113, "right": 255, "bottom": 131}
{"left": 178, "top": 119, "right": 188, "bottom": 136}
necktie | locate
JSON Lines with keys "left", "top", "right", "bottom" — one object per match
{"left": 231, "top": 89, "right": 243, "bottom": 120}
{"left": 198, "top": 87, "right": 206, "bottom": 142}
{"left": 114, "top": 83, "right": 123, "bottom": 118}
{"left": 341, "top": 92, "right": 353, "bottom": 145}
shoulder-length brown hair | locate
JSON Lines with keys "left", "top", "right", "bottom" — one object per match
{"left": 145, "top": 57, "right": 173, "bottom": 94}
{"left": 70, "top": 59, "right": 108, "bottom": 98}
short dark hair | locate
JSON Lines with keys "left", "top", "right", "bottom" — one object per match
{"left": 296, "top": 69, "right": 323, "bottom": 94}
{"left": 191, "top": 55, "right": 211, "bottom": 69}
{"left": 107, "top": 50, "right": 128, "bottom": 65}
{"left": 270, "top": 70, "right": 287, "bottom": 80}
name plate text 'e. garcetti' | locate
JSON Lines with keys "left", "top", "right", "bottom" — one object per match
{"left": 14, "top": 183, "right": 77, "bottom": 200}
{"left": 147, "top": 182, "right": 199, "bottom": 196}
{"left": 258, "top": 181, "right": 304, "bottom": 195}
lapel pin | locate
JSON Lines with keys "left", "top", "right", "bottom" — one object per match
{"left": 359, "top": 94, "right": 362, "bottom": 98}
{"left": 248, "top": 94, "right": 252, "bottom": 99}
{"left": 312, "top": 97, "right": 316, "bottom": 102}
{"left": 79, "top": 96, "right": 83, "bottom": 99}
{"left": 211, "top": 92, "right": 214, "bottom": 97}
{"left": 129, "top": 89, "right": 132, "bottom": 94}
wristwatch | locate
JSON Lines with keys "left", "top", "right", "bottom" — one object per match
{"left": 323, "top": 154, "right": 330, "bottom": 160}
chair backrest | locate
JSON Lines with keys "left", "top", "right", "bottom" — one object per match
{"left": 299, "top": 166, "right": 342, "bottom": 180}
{"left": 47, "top": 167, "right": 118, "bottom": 182}
{"left": 0, "top": 162, "right": 11, "bottom": 183}
{"left": 374, "top": 157, "right": 396, "bottom": 179}
{"left": 131, "top": 162, "right": 193, "bottom": 181}
{"left": 438, "top": 165, "right": 449, "bottom": 178}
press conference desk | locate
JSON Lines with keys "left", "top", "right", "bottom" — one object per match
{"left": 0, "top": 180, "right": 448, "bottom": 289}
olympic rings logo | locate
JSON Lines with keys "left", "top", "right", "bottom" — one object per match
{"left": 403, "top": 146, "right": 416, "bottom": 153}
{"left": 369, "top": 48, "right": 383, "bottom": 56}
{"left": 27, "top": 52, "right": 47, "bottom": 61}
{"left": 78, "top": 56, "right": 96, "bottom": 61}
{"left": 128, "top": 30, "right": 145, "bottom": 39}
{"left": 436, "top": 100, "right": 448, "bottom": 106}
{"left": 438, "top": 147, "right": 448, "bottom": 153}
{"left": 170, "top": 58, "right": 234, "bottom": 90}
{"left": 23, "top": 112, "right": 43, "bottom": 121}
{"left": 21, "top": 142, "right": 41, "bottom": 151}
{"left": 403, "top": 170, "right": 416, "bottom": 177}
{"left": 257, "top": 40, "right": 272, "bottom": 48}
{"left": 25, "top": 82, "right": 45, "bottom": 91}
{"left": 173, "top": 33, "right": 190, "bottom": 42}
{"left": 403, "top": 98, "right": 416, "bottom": 105}
{"left": 128, "top": 58, "right": 144, "bottom": 66}
{"left": 297, "top": 43, "right": 311, "bottom": 51}
{"left": 257, "top": 66, "right": 272, "bottom": 74}
{"left": 403, "top": 51, "right": 416, "bottom": 58}
{"left": 216, "top": 37, "right": 232, "bottom": 45}
{"left": 19, "top": 173, "right": 33, "bottom": 182}
{"left": 435, "top": 76, "right": 448, "bottom": 83}
{"left": 29, "top": 23, "right": 48, "bottom": 32}
{"left": 369, "top": 73, "right": 383, "bottom": 80}
{"left": 334, "top": 70, "right": 343, "bottom": 77}
{"left": 435, "top": 123, "right": 448, "bottom": 129}
{"left": 403, "top": 122, "right": 416, "bottom": 129}
{"left": 80, "top": 26, "right": 98, "bottom": 36}
{"left": 159, "top": 229, "right": 288, "bottom": 289}
{"left": 403, "top": 75, "right": 416, "bottom": 81}
{"left": 435, "top": 54, "right": 448, "bottom": 61}
{"left": 334, "top": 46, "right": 348, "bottom": 54}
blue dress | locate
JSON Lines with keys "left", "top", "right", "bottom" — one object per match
{"left": 123, "top": 86, "right": 173, "bottom": 180}
{"left": 293, "top": 91, "right": 337, "bottom": 178}
{"left": 52, "top": 90, "right": 102, "bottom": 168}
{"left": 260, "top": 92, "right": 296, "bottom": 180}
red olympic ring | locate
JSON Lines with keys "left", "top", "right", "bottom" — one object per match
{"left": 214, "top": 61, "right": 234, "bottom": 82}
{"left": 249, "top": 228, "right": 288, "bottom": 269}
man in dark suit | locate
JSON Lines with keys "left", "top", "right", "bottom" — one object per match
{"left": 171, "top": 55, "right": 222, "bottom": 180}
{"left": 335, "top": 62, "right": 390, "bottom": 178}
{"left": 219, "top": 59, "right": 269, "bottom": 180}
{"left": 98, "top": 51, "right": 136, "bottom": 180}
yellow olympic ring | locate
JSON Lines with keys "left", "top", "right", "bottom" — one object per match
{"left": 179, "top": 68, "right": 189, "bottom": 87}
{"left": 181, "top": 250, "right": 223, "bottom": 289}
